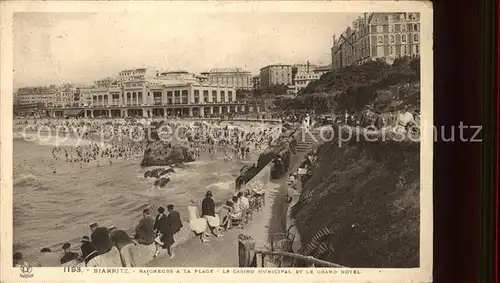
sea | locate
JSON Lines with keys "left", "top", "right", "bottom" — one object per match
{"left": 13, "top": 122, "right": 271, "bottom": 261}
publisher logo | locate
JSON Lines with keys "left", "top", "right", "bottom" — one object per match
{"left": 20, "top": 262, "right": 34, "bottom": 278}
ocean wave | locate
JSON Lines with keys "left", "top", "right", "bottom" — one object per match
{"left": 14, "top": 174, "right": 39, "bottom": 187}
{"left": 33, "top": 185, "right": 52, "bottom": 192}
{"left": 205, "top": 180, "right": 234, "bottom": 191}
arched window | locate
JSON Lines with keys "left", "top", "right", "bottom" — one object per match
{"left": 378, "top": 36, "right": 383, "bottom": 44}
{"left": 414, "top": 34, "right": 418, "bottom": 42}
{"left": 402, "top": 34, "right": 407, "bottom": 42}
{"left": 414, "top": 24, "right": 418, "bottom": 31}
{"left": 390, "top": 35, "right": 395, "bottom": 43}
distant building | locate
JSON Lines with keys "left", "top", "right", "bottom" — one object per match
{"left": 259, "top": 64, "right": 293, "bottom": 89}
{"left": 331, "top": 12, "right": 421, "bottom": 70}
{"left": 201, "top": 68, "right": 253, "bottom": 90}
{"left": 157, "top": 70, "right": 199, "bottom": 83}
{"left": 73, "top": 85, "right": 93, "bottom": 107}
{"left": 313, "top": 65, "right": 331, "bottom": 76}
{"left": 56, "top": 84, "right": 74, "bottom": 107}
{"left": 252, "top": 76, "right": 261, "bottom": 90}
{"left": 117, "top": 67, "right": 158, "bottom": 83}
{"left": 288, "top": 62, "right": 330, "bottom": 94}
{"left": 16, "top": 86, "right": 58, "bottom": 106}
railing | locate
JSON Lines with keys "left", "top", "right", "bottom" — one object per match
{"left": 255, "top": 250, "right": 344, "bottom": 268}
{"left": 238, "top": 234, "right": 344, "bottom": 268}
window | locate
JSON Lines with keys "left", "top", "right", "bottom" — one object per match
{"left": 212, "top": 91, "right": 217, "bottom": 102}
{"left": 416, "top": 45, "right": 419, "bottom": 54}
{"left": 228, "top": 91, "right": 233, "bottom": 102}
{"left": 390, "top": 35, "right": 395, "bottom": 43}
{"left": 414, "top": 24, "right": 419, "bottom": 31}
{"left": 402, "top": 24, "right": 406, "bottom": 32}
{"left": 174, "top": 90, "right": 180, "bottom": 104}
{"left": 402, "top": 34, "right": 407, "bottom": 43}
{"left": 377, "top": 46, "right": 384, "bottom": 56}
{"left": 390, "top": 25, "right": 395, "bottom": 32}
{"left": 414, "top": 34, "right": 419, "bottom": 42}
{"left": 377, "top": 25, "right": 383, "bottom": 32}
{"left": 400, "top": 13, "right": 405, "bottom": 20}
{"left": 377, "top": 36, "right": 383, "bottom": 44}
{"left": 194, "top": 90, "right": 200, "bottom": 103}
{"left": 181, "top": 90, "right": 188, "bottom": 104}
{"left": 203, "top": 90, "right": 209, "bottom": 103}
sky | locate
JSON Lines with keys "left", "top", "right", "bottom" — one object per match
{"left": 13, "top": 12, "right": 361, "bottom": 88}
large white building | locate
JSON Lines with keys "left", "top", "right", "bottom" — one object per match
{"left": 84, "top": 80, "right": 243, "bottom": 118}
{"left": 201, "top": 68, "right": 253, "bottom": 90}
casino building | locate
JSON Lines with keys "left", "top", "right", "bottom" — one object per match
{"left": 40, "top": 67, "right": 256, "bottom": 118}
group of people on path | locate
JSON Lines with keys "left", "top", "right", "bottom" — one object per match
{"left": 14, "top": 183, "right": 267, "bottom": 268}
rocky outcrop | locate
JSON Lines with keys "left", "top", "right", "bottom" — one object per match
{"left": 141, "top": 142, "right": 196, "bottom": 167}
{"left": 143, "top": 168, "right": 175, "bottom": 179}
{"left": 154, "top": 177, "right": 171, "bottom": 188}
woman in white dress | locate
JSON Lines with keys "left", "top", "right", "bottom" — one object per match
{"left": 188, "top": 199, "right": 210, "bottom": 243}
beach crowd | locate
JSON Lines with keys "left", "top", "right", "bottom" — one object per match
{"left": 14, "top": 117, "right": 283, "bottom": 172}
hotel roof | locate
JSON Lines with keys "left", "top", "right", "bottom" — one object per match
{"left": 205, "top": 68, "right": 251, "bottom": 74}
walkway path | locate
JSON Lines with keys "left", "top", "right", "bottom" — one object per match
{"left": 147, "top": 127, "right": 324, "bottom": 267}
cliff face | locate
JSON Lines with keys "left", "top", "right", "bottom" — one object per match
{"left": 141, "top": 142, "right": 196, "bottom": 167}
{"left": 291, "top": 138, "right": 420, "bottom": 268}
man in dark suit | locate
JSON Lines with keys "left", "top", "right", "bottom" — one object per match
{"left": 166, "top": 204, "right": 183, "bottom": 240}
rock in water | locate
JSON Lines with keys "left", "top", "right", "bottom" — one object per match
{"left": 154, "top": 177, "right": 170, "bottom": 188}
{"left": 165, "top": 168, "right": 175, "bottom": 174}
{"left": 141, "top": 142, "right": 196, "bottom": 167}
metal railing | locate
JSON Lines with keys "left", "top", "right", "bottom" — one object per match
{"left": 255, "top": 250, "right": 344, "bottom": 268}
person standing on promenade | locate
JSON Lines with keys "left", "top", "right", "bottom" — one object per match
{"left": 153, "top": 207, "right": 174, "bottom": 259}
{"left": 134, "top": 209, "right": 155, "bottom": 245}
{"left": 60, "top": 243, "right": 80, "bottom": 265}
{"left": 86, "top": 227, "right": 123, "bottom": 267}
{"left": 34, "top": 248, "right": 60, "bottom": 267}
{"left": 166, "top": 204, "right": 183, "bottom": 243}
{"left": 201, "top": 191, "right": 223, "bottom": 237}
{"left": 188, "top": 199, "right": 210, "bottom": 243}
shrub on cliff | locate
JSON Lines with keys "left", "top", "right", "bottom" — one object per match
{"left": 140, "top": 142, "right": 195, "bottom": 167}
{"left": 291, "top": 137, "right": 420, "bottom": 268}
{"left": 297, "top": 57, "right": 420, "bottom": 113}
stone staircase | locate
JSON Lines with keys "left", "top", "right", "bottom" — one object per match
{"left": 294, "top": 127, "right": 324, "bottom": 154}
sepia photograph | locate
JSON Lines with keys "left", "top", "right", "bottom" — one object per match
{"left": 1, "top": 1, "right": 433, "bottom": 282}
